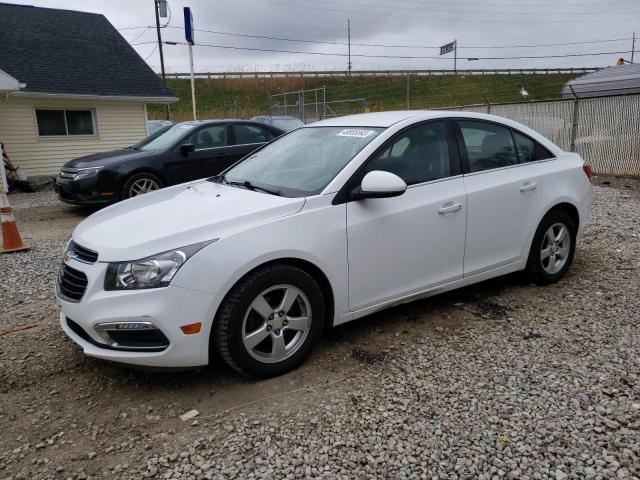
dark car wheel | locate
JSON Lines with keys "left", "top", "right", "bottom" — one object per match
{"left": 213, "top": 264, "right": 325, "bottom": 378}
{"left": 122, "top": 173, "right": 163, "bottom": 199}
{"left": 523, "top": 209, "right": 577, "bottom": 285}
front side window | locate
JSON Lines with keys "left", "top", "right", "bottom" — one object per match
{"left": 138, "top": 123, "right": 196, "bottom": 151}
{"left": 223, "top": 126, "right": 384, "bottom": 196}
{"left": 35, "top": 109, "right": 95, "bottom": 136}
{"left": 364, "top": 121, "right": 451, "bottom": 185}
{"left": 458, "top": 120, "right": 518, "bottom": 172}
{"left": 188, "top": 125, "right": 227, "bottom": 150}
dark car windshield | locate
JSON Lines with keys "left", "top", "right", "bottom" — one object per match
{"left": 221, "top": 126, "right": 384, "bottom": 197}
{"left": 132, "top": 125, "right": 173, "bottom": 149}
{"left": 136, "top": 123, "right": 198, "bottom": 151}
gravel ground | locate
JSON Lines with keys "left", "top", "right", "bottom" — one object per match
{"left": 1, "top": 178, "right": 639, "bottom": 480}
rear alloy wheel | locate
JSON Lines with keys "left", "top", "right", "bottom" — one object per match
{"left": 524, "top": 210, "right": 576, "bottom": 285}
{"left": 213, "top": 264, "right": 325, "bottom": 378}
{"left": 122, "top": 173, "right": 163, "bottom": 199}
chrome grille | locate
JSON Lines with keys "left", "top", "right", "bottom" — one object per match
{"left": 58, "top": 264, "right": 88, "bottom": 302}
{"left": 69, "top": 241, "right": 98, "bottom": 263}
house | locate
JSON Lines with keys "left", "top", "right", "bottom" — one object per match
{"left": 561, "top": 63, "right": 640, "bottom": 98}
{"left": 0, "top": 3, "right": 177, "bottom": 178}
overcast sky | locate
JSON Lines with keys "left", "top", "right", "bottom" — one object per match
{"left": 8, "top": 0, "right": 640, "bottom": 73}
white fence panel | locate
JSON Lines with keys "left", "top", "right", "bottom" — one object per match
{"left": 574, "top": 95, "right": 640, "bottom": 176}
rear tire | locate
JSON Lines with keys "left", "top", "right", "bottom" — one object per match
{"left": 122, "top": 172, "right": 163, "bottom": 199}
{"left": 213, "top": 264, "right": 325, "bottom": 378}
{"left": 523, "top": 209, "right": 576, "bottom": 285}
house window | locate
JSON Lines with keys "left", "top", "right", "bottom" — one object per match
{"left": 35, "top": 109, "right": 96, "bottom": 136}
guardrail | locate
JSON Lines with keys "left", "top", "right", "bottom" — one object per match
{"left": 163, "top": 68, "right": 599, "bottom": 79}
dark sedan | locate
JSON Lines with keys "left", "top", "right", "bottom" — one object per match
{"left": 55, "top": 120, "right": 284, "bottom": 205}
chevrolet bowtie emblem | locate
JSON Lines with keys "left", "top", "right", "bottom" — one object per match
{"left": 63, "top": 250, "right": 70, "bottom": 263}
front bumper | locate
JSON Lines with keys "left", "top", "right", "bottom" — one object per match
{"left": 55, "top": 174, "right": 116, "bottom": 205}
{"left": 57, "top": 257, "right": 223, "bottom": 368}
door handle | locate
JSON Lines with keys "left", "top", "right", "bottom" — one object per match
{"left": 520, "top": 181, "right": 538, "bottom": 192}
{"left": 438, "top": 202, "right": 462, "bottom": 214}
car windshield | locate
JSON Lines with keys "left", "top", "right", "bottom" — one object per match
{"left": 220, "top": 126, "right": 384, "bottom": 196}
{"left": 132, "top": 125, "right": 173, "bottom": 149}
{"left": 272, "top": 118, "right": 304, "bottom": 131}
{"left": 136, "top": 123, "right": 197, "bottom": 151}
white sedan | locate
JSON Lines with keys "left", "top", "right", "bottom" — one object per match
{"left": 57, "top": 111, "right": 592, "bottom": 378}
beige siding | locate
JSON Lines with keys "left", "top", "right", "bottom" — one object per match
{"left": 0, "top": 97, "right": 148, "bottom": 176}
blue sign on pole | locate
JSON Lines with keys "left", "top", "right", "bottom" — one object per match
{"left": 184, "top": 7, "right": 194, "bottom": 45}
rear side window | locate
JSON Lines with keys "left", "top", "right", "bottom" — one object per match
{"left": 233, "top": 125, "right": 274, "bottom": 145}
{"left": 513, "top": 131, "right": 554, "bottom": 163}
{"left": 458, "top": 120, "right": 518, "bottom": 172}
{"left": 364, "top": 121, "right": 451, "bottom": 185}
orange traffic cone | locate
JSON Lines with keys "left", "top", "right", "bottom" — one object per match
{"left": 1, "top": 186, "right": 30, "bottom": 254}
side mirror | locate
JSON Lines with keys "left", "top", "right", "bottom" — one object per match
{"left": 354, "top": 170, "right": 407, "bottom": 200}
{"left": 179, "top": 143, "right": 195, "bottom": 155}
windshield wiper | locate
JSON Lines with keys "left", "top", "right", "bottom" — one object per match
{"left": 212, "top": 174, "right": 282, "bottom": 196}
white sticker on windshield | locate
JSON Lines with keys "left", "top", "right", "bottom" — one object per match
{"left": 337, "top": 128, "right": 376, "bottom": 138}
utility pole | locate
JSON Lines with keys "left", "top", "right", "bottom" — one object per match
{"left": 406, "top": 75, "right": 410, "bottom": 109}
{"left": 454, "top": 39, "right": 457, "bottom": 73}
{"left": 632, "top": 32, "right": 636, "bottom": 64}
{"left": 154, "top": 0, "right": 169, "bottom": 119}
{"left": 347, "top": 19, "right": 352, "bottom": 74}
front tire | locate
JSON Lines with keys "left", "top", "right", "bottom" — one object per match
{"left": 213, "top": 264, "right": 325, "bottom": 378}
{"left": 122, "top": 172, "right": 163, "bottom": 199}
{"left": 523, "top": 209, "right": 577, "bottom": 285}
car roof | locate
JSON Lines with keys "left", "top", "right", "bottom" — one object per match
{"left": 308, "top": 110, "right": 533, "bottom": 128}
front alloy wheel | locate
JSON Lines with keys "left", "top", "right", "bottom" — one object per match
{"left": 242, "top": 285, "right": 311, "bottom": 363}
{"left": 213, "top": 264, "right": 325, "bottom": 378}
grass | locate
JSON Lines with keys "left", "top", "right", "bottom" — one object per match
{"left": 148, "top": 73, "right": 578, "bottom": 121}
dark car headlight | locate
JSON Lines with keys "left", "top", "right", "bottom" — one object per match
{"left": 104, "top": 240, "right": 216, "bottom": 290}
{"left": 73, "top": 167, "right": 102, "bottom": 180}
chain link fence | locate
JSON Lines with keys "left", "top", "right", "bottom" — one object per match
{"left": 446, "top": 93, "right": 640, "bottom": 176}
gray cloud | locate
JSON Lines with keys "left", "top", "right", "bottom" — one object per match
{"left": 9, "top": 0, "right": 640, "bottom": 72}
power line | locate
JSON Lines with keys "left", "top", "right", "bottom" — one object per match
{"left": 246, "top": 0, "right": 638, "bottom": 23}
{"left": 289, "top": 0, "right": 635, "bottom": 17}
{"left": 164, "top": 26, "right": 632, "bottom": 51}
{"left": 163, "top": 40, "right": 631, "bottom": 60}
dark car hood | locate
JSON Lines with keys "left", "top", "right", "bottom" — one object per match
{"left": 64, "top": 149, "right": 158, "bottom": 169}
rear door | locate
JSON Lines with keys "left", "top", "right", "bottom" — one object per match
{"left": 346, "top": 120, "right": 467, "bottom": 311}
{"left": 454, "top": 119, "right": 556, "bottom": 276}
{"left": 227, "top": 123, "right": 276, "bottom": 163}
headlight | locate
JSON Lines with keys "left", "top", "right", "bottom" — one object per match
{"left": 73, "top": 167, "right": 102, "bottom": 180}
{"left": 104, "top": 240, "right": 216, "bottom": 290}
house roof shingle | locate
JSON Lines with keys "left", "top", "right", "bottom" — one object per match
{"left": 0, "top": 3, "right": 176, "bottom": 100}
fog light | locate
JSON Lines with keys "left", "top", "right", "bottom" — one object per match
{"left": 180, "top": 323, "right": 202, "bottom": 335}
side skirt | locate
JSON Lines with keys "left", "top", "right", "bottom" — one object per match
{"left": 335, "top": 260, "right": 523, "bottom": 326}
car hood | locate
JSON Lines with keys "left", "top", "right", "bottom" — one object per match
{"left": 64, "top": 149, "right": 157, "bottom": 169}
{"left": 73, "top": 180, "right": 306, "bottom": 262}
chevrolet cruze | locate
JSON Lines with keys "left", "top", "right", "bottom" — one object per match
{"left": 57, "top": 111, "right": 592, "bottom": 378}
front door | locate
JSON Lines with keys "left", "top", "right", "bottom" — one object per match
{"left": 168, "top": 124, "right": 231, "bottom": 184}
{"left": 346, "top": 120, "right": 467, "bottom": 311}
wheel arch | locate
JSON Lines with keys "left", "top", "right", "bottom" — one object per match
{"left": 214, "top": 257, "right": 335, "bottom": 330}
{"left": 521, "top": 199, "right": 581, "bottom": 265}
{"left": 547, "top": 202, "right": 580, "bottom": 231}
